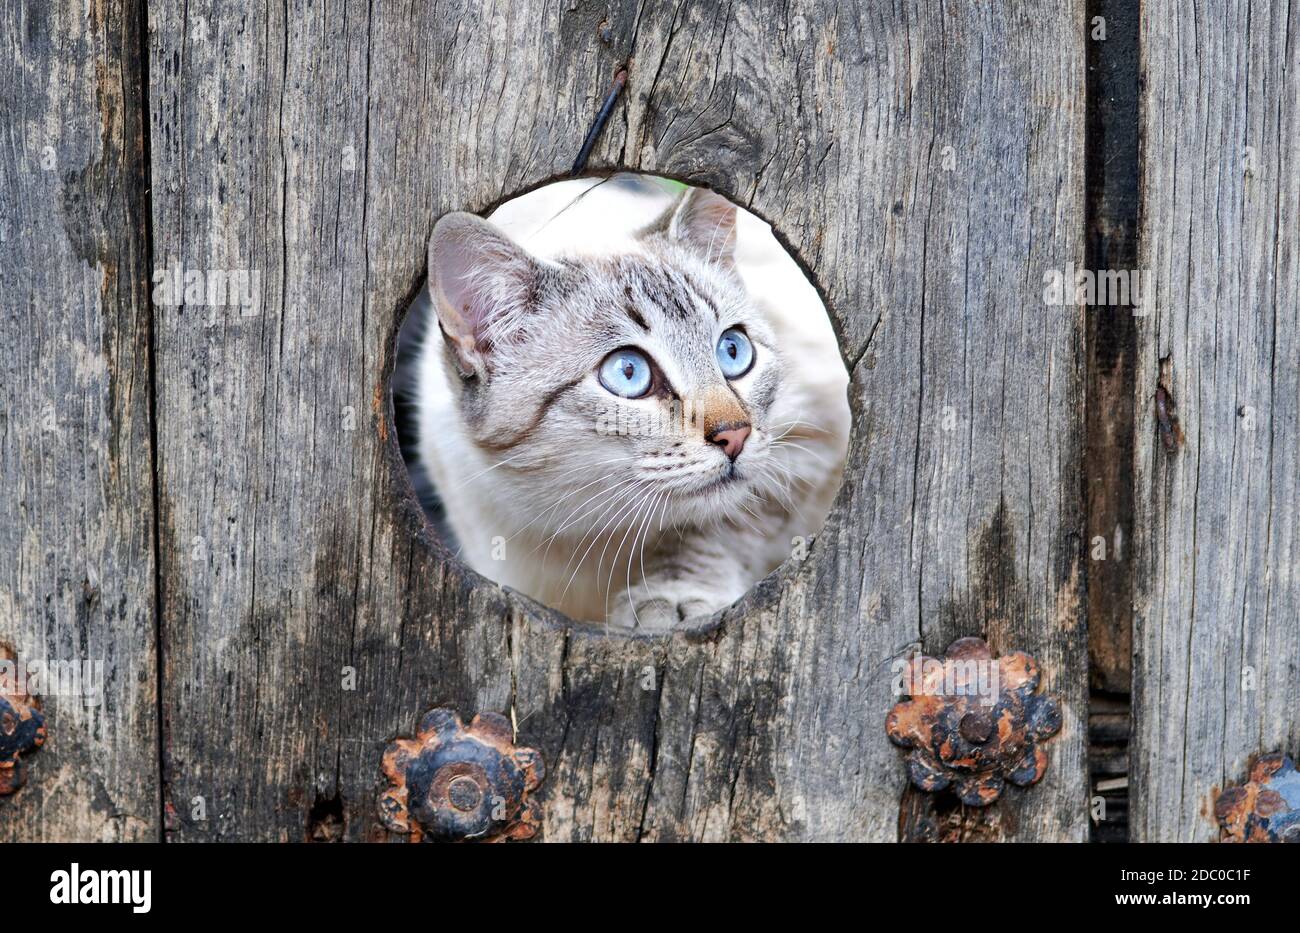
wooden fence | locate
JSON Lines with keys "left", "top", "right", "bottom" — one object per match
{"left": 0, "top": 0, "right": 1294, "bottom": 842}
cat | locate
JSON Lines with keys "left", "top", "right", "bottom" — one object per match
{"left": 403, "top": 176, "right": 848, "bottom": 630}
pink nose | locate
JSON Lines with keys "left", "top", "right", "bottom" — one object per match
{"left": 707, "top": 423, "right": 751, "bottom": 460}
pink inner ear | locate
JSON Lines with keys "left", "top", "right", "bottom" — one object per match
{"left": 433, "top": 236, "right": 486, "bottom": 339}
{"left": 429, "top": 214, "right": 537, "bottom": 353}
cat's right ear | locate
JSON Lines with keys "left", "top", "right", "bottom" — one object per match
{"left": 427, "top": 212, "right": 542, "bottom": 378}
{"left": 640, "top": 187, "right": 738, "bottom": 270}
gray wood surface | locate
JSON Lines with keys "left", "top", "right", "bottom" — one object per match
{"left": 147, "top": 0, "right": 1088, "bottom": 841}
{"left": 0, "top": 0, "right": 159, "bottom": 841}
{"left": 1132, "top": 0, "right": 1300, "bottom": 841}
{"left": 0, "top": 0, "right": 1091, "bottom": 842}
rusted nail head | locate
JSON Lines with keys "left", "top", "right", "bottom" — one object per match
{"left": 379, "top": 707, "right": 545, "bottom": 842}
{"left": 1215, "top": 753, "right": 1300, "bottom": 843}
{"left": 448, "top": 775, "right": 483, "bottom": 812}
{"left": 885, "top": 637, "right": 1062, "bottom": 807}
{"left": 959, "top": 711, "right": 993, "bottom": 744}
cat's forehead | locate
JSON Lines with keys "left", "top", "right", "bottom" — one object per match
{"left": 565, "top": 249, "right": 742, "bottom": 334}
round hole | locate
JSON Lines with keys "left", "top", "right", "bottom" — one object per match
{"left": 393, "top": 174, "right": 849, "bottom": 632}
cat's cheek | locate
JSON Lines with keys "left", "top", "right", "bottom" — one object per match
{"left": 739, "top": 367, "right": 781, "bottom": 420}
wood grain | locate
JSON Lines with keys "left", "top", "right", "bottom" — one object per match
{"left": 143, "top": 0, "right": 1089, "bottom": 842}
{"left": 0, "top": 0, "right": 1094, "bottom": 842}
{"left": 0, "top": 0, "right": 158, "bottom": 841}
{"left": 1132, "top": 0, "right": 1300, "bottom": 841}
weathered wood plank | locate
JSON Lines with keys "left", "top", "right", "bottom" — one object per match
{"left": 152, "top": 0, "right": 1087, "bottom": 841}
{"left": 1132, "top": 0, "right": 1300, "bottom": 841}
{"left": 1085, "top": 0, "right": 1140, "bottom": 698}
{"left": 0, "top": 0, "right": 158, "bottom": 841}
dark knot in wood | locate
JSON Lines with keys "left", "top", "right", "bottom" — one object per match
{"left": 378, "top": 707, "right": 544, "bottom": 842}
{"left": 1154, "top": 385, "right": 1185, "bottom": 452}
{"left": 1214, "top": 753, "right": 1300, "bottom": 843}
{"left": 886, "top": 637, "right": 1062, "bottom": 807}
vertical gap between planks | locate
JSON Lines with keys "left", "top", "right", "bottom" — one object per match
{"left": 134, "top": 0, "right": 166, "bottom": 842}
{"left": 1083, "top": 0, "right": 1140, "bottom": 843}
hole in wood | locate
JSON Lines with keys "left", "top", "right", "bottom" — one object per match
{"left": 306, "top": 792, "right": 345, "bottom": 843}
{"left": 393, "top": 174, "right": 849, "bottom": 631}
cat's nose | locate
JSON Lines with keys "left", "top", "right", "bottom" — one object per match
{"left": 707, "top": 422, "right": 751, "bottom": 460}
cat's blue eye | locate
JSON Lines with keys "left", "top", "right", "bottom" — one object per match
{"left": 598, "top": 348, "right": 653, "bottom": 398}
{"left": 716, "top": 328, "right": 754, "bottom": 379}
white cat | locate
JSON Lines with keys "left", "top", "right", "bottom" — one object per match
{"left": 405, "top": 176, "right": 848, "bottom": 629}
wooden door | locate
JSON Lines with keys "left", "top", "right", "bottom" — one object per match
{"left": 1, "top": 0, "right": 1293, "bottom": 844}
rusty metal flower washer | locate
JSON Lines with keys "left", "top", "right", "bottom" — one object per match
{"left": 886, "top": 636, "right": 1062, "bottom": 806}
{"left": 378, "top": 707, "right": 544, "bottom": 842}
{"left": 0, "top": 649, "right": 46, "bottom": 796}
{"left": 1215, "top": 753, "right": 1300, "bottom": 843}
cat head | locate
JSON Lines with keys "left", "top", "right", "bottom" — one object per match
{"left": 426, "top": 187, "right": 788, "bottom": 534}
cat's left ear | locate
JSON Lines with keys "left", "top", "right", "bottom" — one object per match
{"left": 649, "top": 188, "right": 738, "bottom": 269}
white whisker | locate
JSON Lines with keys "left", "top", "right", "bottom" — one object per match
{"left": 601, "top": 485, "right": 661, "bottom": 609}
{"left": 561, "top": 482, "right": 654, "bottom": 604}
{"left": 542, "top": 477, "right": 642, "bottom": 573}
{"left": 448, "top": 451, "right": 531, "bottom": 491}
{"left": 625, "top": 490, "right": 667, "bottom": 628}
{"left": 770, "top": 439, "right": 830, "bottom": 465}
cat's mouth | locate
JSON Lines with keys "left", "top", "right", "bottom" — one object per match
{"left": 692, "top": 460, "right": 747, "bottom": 495}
